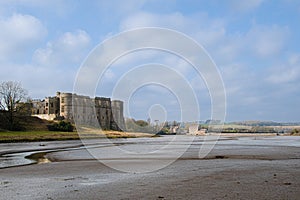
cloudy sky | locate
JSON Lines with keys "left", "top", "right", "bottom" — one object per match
{"left": 0, "top": 0, "right": 299, "bottom": 122}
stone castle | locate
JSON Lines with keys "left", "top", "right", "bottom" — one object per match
{"left": 31, "top": 92, "right": 125, "bottom": 130}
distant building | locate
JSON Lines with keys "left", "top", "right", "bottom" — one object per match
{"left": 169, "top": 125, "right": 179, "bottom": 134}
{"left": 31, "top": 92, "right": 125, "bottom": 131}
{"left": 184, "top": 123, "right": 208, "bottom": 135}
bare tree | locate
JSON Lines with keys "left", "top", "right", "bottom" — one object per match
{"left": 0, "top": 81, "right": 27, "bottom": 130}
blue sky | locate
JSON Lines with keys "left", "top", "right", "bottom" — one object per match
{"left": 0, "top": 0, "right": 299, "bottom": 122}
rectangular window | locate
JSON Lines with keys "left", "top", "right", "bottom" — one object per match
{"left": 50, "top": 103, "right": 53, "bottom": 107}
{"left": 46, "top": 103, "right": 48, "bottom": 106}
{"left": 61, "top": 97, "right": 65, "bottom": 103}
{"left": 61, "top": 106, "right": 64, "bottom": 112}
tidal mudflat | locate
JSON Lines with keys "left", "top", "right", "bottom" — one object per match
{"left": 0, "top": 135, "right": 299, "bottom": 199}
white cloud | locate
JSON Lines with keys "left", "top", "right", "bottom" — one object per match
{"left": 288, "top": 53, "right": 300, "bottom": 65}
{"left": 119, "top": 11, "right": 226, "bottom": 48}
{"left": 0, "top": 63, "right": 76, "bottom": 98}
{"left": 215, "top": 24, "right": 290, "bottom": 64}
{"left": 118, "top": 11, "right": 230, "bottom": 74}
{"left": 229, "top": 0, "right": 265, "bottom": 12}
{"left": 96, "top": 0, "right": 147, "bottom": 17}
{"left": 120, "top": 11, "right": 189, "bottom": 30}
{"left": 115, "top": 11, "right": 295, "bottom": 121}
{"left": 266, "top": 54, "right": 300, "bottom": 84}
{"left": 0, "top": 0, "right": 74, "bottom": 17}
{"left": 0, "top": 0, "right": 58, "bottom": 6}
{"left": 245, "top": 24, "right": 290, "bottom": 57}
{"left": 0, "top": 29, "right": 93, "bottom": 99}
{"left": 33, "top": 30, "right": 91, "bottom": 66}
{"left": 213, "top": 24, "right": 290, "bottom": 63}
{"left": 119, "top": 11, "right": 290, "bottom": 64}
{"left": 214, "top": 37, "right": 242, "bottom": 62}
{"left": 0, "top": 13, "right": 47, "bottom": 61}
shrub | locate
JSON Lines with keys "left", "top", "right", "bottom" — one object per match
{"left": 290, "top": 128, "right": 300, "bottom": 135}
{"left": 47, "top": 121, "right": 74, "bottom": 132}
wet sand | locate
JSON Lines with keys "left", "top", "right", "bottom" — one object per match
{"left": 0, "top": 135, "right": 300, "bottom": 199}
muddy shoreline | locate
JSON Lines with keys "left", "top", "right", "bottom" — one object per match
{"left": 1, "top": 135, "right": 300, "bottom": 199}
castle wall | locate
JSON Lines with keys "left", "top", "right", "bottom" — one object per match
{"left": 31, "top": 100, "right": 46, "bottom": 115}
{"left": 72, "top": 94, "right": 95, "bottom": 126}
{"left": 111, "top": 100, "right": 125, "bottom": 130}
{"left": 45, "top": 96, "right": 59, "bottom": 115}
{"left": 32, "top": 114, "right": 56, "bottom": 121}
{"left": 32, "top": 92, "right": 124, "bottom": 131}
{"left": 95, "top": 97, "right": 111, "bottom": 130}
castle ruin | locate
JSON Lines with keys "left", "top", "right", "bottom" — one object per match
{"left": 31, "top": 92, "right": 125, "bottom": 131}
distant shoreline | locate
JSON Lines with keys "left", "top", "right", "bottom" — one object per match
{"left": 208, "top": 132, "right": 279, "bottom": 137}
{"left": 0, "top": 130, "right": 156, "bottom": 143}
{"left": 0, "top": 131, "right": 296, "bottom": 143}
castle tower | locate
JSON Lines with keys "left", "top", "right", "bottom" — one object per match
{"left": 111, "top": 100, "right": 125, "bottom": 131}
{"left": 59, "top": 92, "right": 73, "bottom": 121}
{"left": 95, "top": 97, "right": 112, "bottom": 130}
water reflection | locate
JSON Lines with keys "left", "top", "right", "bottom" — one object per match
{"left": 0, "top": 152, "right": 35, "bottom": 168}
{"left": 1, "top": 136, "right": 299, "bottom": 169}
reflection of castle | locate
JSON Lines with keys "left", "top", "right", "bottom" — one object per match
{"left": 31, "top": 92, "right": 124, "bottom": 130}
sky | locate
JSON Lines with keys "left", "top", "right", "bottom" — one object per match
{"left": 0, "top": 0, "right": 299, "bottom": 122}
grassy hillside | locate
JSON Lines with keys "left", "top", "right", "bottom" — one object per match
{"left": 19, "top": 116, "right": 53, "bottom": 131}
{"left": 0, "top": 115, "right": 52, "bottom": 131}
{"left": 0, "top": 116, "right": 155, "bottom": 142}
{"left": 0, "top": 131, "right": 80, "bottom": 142}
